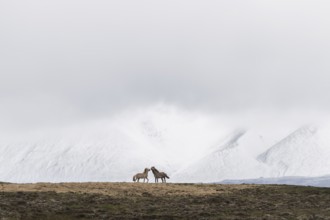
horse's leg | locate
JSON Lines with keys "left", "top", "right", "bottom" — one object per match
{"left": 138, "top": 178, "right": 140, "bottom": 182}
{"left": 147, "top": 177, "right": 149, "bottom": 183}
{"left": 164, "top": 178, "right": 166, "bottom": 183}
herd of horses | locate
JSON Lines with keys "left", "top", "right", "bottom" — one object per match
{"left": 133, "top": 166, "right": 169, "bottom": 183}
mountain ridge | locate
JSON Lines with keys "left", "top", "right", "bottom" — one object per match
{"left": 0, "top": 110, "right": 329, "bottom": 183}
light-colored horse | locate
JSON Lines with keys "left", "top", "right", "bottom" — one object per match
{"left": 150, "top": 166, "right": 169, "bottom": 183}
{"left": 133, "top": 168, "right": 151, "bottom": 183}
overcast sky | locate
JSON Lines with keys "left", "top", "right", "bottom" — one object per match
{"left": 1, "top": 0, "right": 330, "bottom": 131}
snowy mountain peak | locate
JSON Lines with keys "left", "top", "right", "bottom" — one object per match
{"left": 255, "top": 125, "right": 330, "bottom": 177}
{"left": 257, "top": 125, "right": 318, "bottom": 164}
{"left": 213, "top": 129, "right": 246, "bottom": 152}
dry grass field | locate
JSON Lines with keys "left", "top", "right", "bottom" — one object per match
{"left": 1, "top": 182, "right": 330, "bottom": 219}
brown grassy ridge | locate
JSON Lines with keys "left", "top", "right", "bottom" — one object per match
{"left": 1, "top": 182, "right": 330, "bottom": 219}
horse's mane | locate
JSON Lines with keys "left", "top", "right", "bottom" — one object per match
{"left": 152, "top": 166, "right": 160, "bottom": 173}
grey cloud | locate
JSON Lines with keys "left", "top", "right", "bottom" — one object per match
{"left": 1, "top": 0, "right": 330, "bottom": 130}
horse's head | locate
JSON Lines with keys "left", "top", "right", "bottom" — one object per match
{"left": 144, "top": 168, "right": 151, "bottom": 172}
{"left": 150, "top": 166, "right": 160, "bottom": 173}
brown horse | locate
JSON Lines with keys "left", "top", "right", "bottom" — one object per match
{"left": 133, "top": 168, "right": 150, "bottom": 183}
{"left": 150, "top": 166, "right": 169, "bottom": 183}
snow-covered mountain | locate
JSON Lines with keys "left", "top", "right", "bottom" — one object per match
{"left": 0, "top": 127, "right": 165, "bottom": 182}
{"left": 257, "top": 125, "right": 330, "bottom": 177}
{"left": 172, "top": 129, "right": 267, "bottom": 182}
{"left": 1, "top": 106, "right": 330, "bottom": 184}
{"left": 172, "top": 127, "right": 293, "bottom": 182}
{"left": 173, "top": 124, "right": 330, "bottom": 183}
{"left": 173, "top": 125, "right": 330, "bottom": 183}
{"left": 0, "top": 106, "right": 229, "bottom": 183}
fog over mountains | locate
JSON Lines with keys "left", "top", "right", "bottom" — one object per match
{"left": 1, "top": 105, "right": 330, "bottom": 185}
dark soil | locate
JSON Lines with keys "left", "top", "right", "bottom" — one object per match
{"left": 0, "top": 182, "right": 330, "bottom": 219}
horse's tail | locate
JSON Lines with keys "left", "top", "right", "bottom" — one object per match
{"left": 164, "top": 173, "right": 170, "bottom": 179}
{"left": 133, "top": 175, "right": 136, "bottom": 182}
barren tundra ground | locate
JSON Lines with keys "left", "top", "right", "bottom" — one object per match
{"left": 1, "top": 182, "right": 330, "bottom": 219}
